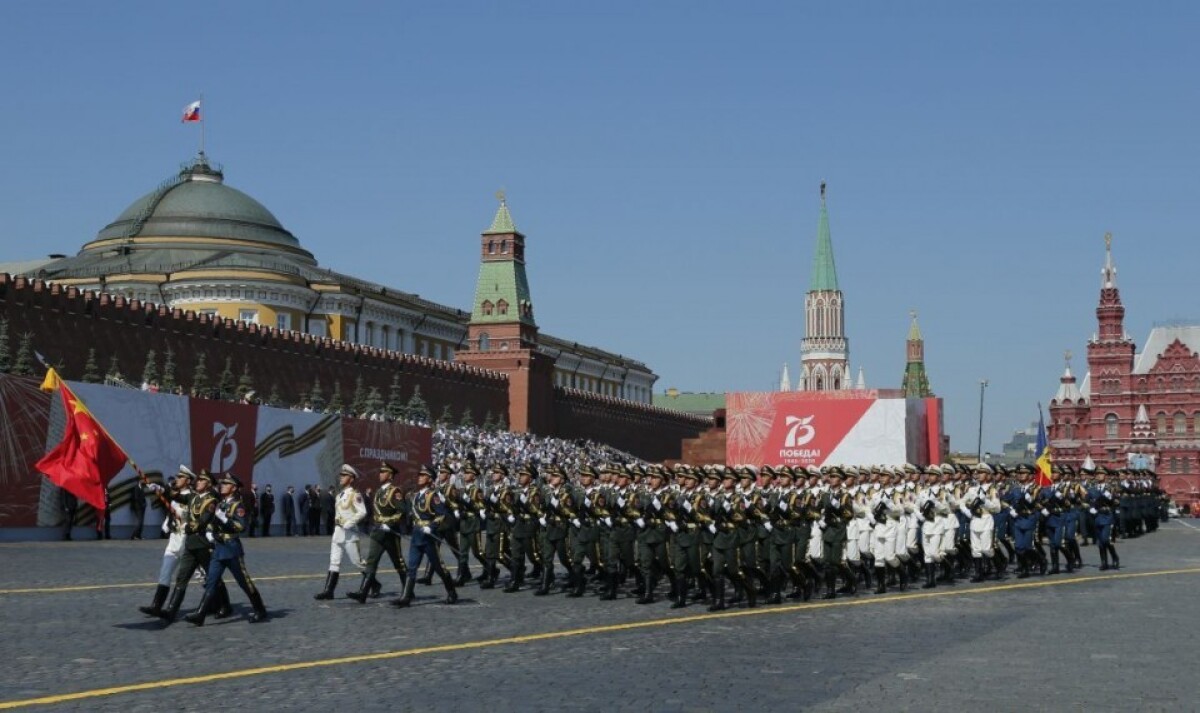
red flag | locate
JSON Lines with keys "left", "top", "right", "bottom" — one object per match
{"left": 36, "top": 378, "right": 128, "bottom": 513}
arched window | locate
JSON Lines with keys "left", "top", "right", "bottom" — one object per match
{"left": 1105, "top": 413, "right": 1119, "bottom": 438}
{"left": 1175, "top": 412, "right": 1187, "bottom": 435}
{"left": 488, "top": 241, "right": 496, "bottom": 254}
{"left": 1064, "top": 422, "right": 1074, "bottom": 440}
{"left": 496, "top": 299, "right": 508, "bottom": 316}
{"left": 1156, "top": 412, "right": 1168, "bottom": 436}
{"left": 501, "top": 241, "right": 509, "bottom": 254}
{"left": 481, "top": 300, "right": 494, "bottom": 316}
{"left": 478, "top": 333, "right": 490, "bottom": 352}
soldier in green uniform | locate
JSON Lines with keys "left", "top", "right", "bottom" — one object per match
{"left": 709, "top": 468, "right": 752, "bottom": 610}
{"left": 766, "top": 467, "right": 797, "bottom": 604}
{"left": 454, "top": 463, "right": 485, "bottom": 586}
{"left": 567, "top": 465, "right": 603, "bottom": 598}
{"left": 820, "top": 470, "right": 855, "bottom": 599}
{"left": 504, "top": 465, "right": 540, "bottom": 593}
{"left": 606, "top": 466, "right": 641, "bottom": 600}
{"left": 670, "top": 467, "right": 710, "bottom": 608}
{"left": 151, "top": 470, "right": 232, "bottom": 624}
{"left": 480, "top": 465, "right": 514, "bottom": 590}
{"left": 535, "top": 465, "right": 576, "bottom": 596}
{"left": 347, "top": 462, "right": 408, "bottom": 602}
{"left": 634, "top": 467, "right": 673, "bottom": 604}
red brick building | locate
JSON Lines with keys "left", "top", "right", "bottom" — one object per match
{"left": 1048, "top": 234, "right": 1200, "bottom": 507}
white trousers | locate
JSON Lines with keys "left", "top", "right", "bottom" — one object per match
{"left": 938, "top": 515, "right": 958, "bottom": 555}
{"left": 870, "top": 521, "right": 900, "bottom": 567}
{"left": 807, "top": 524, "right": 823, "bottom": 561}
{"left": 970, "top": 516, "right": 995, "bottom": 558}
{"left": 846, "top": 519, "right": 861, "bottom": 562}
{"left": 328, "top": 525, "right": 364, "bottom": 573}
{"left": 921, "top": 520, "right": 943, "bottom": 563}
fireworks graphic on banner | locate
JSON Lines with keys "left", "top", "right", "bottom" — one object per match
{"left": 726, "top": 391, "right": 776, "bottom": 465}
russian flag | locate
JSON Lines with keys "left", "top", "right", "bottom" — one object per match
{"left": 181, "top": 100, "right": 201, "bottom": 123}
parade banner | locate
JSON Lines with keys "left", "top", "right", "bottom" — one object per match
{"left": 0, "top": 374, "right": 431, "bottom": 531}
{"left": 726, "top": 390, "right": 940, "bottom": 467}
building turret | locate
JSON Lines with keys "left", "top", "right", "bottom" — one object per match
{"left": 900, "top": 311, "right": 932, "bottom": 398}
{"left": 800, "top": 182, "right": 849, "bottom": 390}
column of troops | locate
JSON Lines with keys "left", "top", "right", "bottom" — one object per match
{"left": 132, "top": 458, "right": 1166, "bottom": 624}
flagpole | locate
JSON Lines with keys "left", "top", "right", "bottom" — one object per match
{"left": 199, "top": 91, "right": 205, "bottom": 156}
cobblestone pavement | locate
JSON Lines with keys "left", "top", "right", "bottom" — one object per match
{"left": 1, "top": 523, "right": 1198, "bottom": 712}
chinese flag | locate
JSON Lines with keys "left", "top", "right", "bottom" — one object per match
{"left": 35, "top": 371, "right": 127, "bottom": 513}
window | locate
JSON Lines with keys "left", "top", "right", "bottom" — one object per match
{"left": 488, "top": 241, "right": 495, "bottom": 254}
{"left": 309, "top": 320, "right": 327, "bottom": 338}
{"left": 501, "top": 241, "right": 509, "bottom": 254}
{"left": 239, "top": 309, "right": 259, "bottom": 324}
{"left": 1156, "top": 412, "right": 1168, "bottom": 436}
{"left": 199, "top": 309, "right": 218, "bottom": 318}
{"left": 1105, "top": 414, "right": 1119, "bottom": 438}
{"left": 1175, "top": 412, "right": 1187, "bottom": 435}
{"left": 478, "top": 333, "right": 490, "bottom": 352}
{"left": 497, "top": 299, "right": 508, "bottom": 316}
{"left": 276, "top": 313, "right": 291, "bottom": 331}
{"left": 1064, "top": 422, "right": 1074, "bottom": 440}
{"left": 481, "top": 300, "right": 494, "bottom": 316}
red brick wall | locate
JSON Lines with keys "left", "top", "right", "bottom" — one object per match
{"left": 552, "top": 387, "right": 711, "bottom": 462}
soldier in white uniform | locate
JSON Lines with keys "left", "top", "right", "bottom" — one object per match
{"left": 918, "top": 467, "right": 945, "bottom": 589}
{"left": 964, "top": 463, "right": 1000, "bottom": 582}
{"left": 138, "top": 466, "right": 193, "bottom": 617}
{"left": 869, "top": 472, "right": 906, "bottom": 593}
{"left": 314, "top": 465, "right": 369, "bottom": 600}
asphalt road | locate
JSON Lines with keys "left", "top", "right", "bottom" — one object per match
{"left": 1, "top": 522, "right": 1198, "bottom": 712}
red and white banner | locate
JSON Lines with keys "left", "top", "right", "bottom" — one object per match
{"left": 726, "top": 391, "right": 942, "bottom": 467}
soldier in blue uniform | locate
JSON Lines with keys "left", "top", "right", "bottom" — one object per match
{"left": 1040, "top": 476, "right": 1071, "bottom": 574}
{"left": 1089, "top": 471, "right": 1121, "bottom": 571}
{"left": 1010, "top": 465, "right": 1043, "bottom": 579}
{"left": 183, "top": 474, "right": 268, "bottom": 626}
{"left": 392, "top": 465, "right": 457, "bottom": 607}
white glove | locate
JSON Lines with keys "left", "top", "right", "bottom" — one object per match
{"left": 1089, "top": 507, "right": 1098, "bottom": 515}
{"left": 538, "top": 516, "right": 548, "bottom": 527}
{"left": 1040, "top": 509, "right": 1050, "bottom": 518}
{"left": 667, "top": 521, "right": 679, "bottom": 533}
{"left": 682, "top": 500, "right": 692, "bottom": 513}
{"left": 723, "top": 501, "right": 732, "bottom": 513}
{"left": 652, "top": 498, "right": 662, "bottom": 511}
{"left": 1008, "top": 508, "right": 1018, "bottom": 518}
{"left": 478, "top": 509, "right": 487, "bottom": 520}
{"left": 571, "top": 518, "right": 582, "bottom": 529}
{"left": 764, "top": 522, "right": 773, "bottom": 532}
{"left": 489, "top": 493, "right": 498, "bottom": 504}
{"left": 520, "top": 494, "right": 528, "bottom": 504}
{"left": 617, "top": 497, "right": 626, "bottom": 508}
{"left": 779, "top": 500, "right": 789, "bottom": 512}
{"left": 506, "top": 515, "right": 516, "bottom": 524}
{"left": 421, "top": 526, "right": 432, "bottom": 535}
{"left": 550, "top": 497, "right": 559, "bottom": 508}
{"left": 603, "top": 516, "right": 613, "bottom": 528}
{"left": 635, "top": 517, "right": 646, "bottom": 529}
{"left": 818, "top": 519, "right": 827, "bottom": 530}
{"left": 148, "top": 483, "right": 164, "bottom": 493}
{"left": 1024, "top": 493, "right": 1033, "bottom": 503}
{"left": 707, "top": 523, "right": 717, "bottom": 534}
{"left": 215, "top": 510, "right": 228, "bottom": 524}
{"left": 583, "top": 497, "right": 592, "bottom": 508}
{"left": 205, "top": 532, "right": 215, "bottom": 543}
{"left": 379, "top": 524, "right": 391, "bottom": 533}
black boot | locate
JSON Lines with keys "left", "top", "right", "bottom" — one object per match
{"left": 1068, "top": 540, "right": 1083, "bottom": 569}
{"left": 875, "top": 567, "right": 887, "bottom": 594}
{"left": 861, "top": 562, "right": 874, "bottom": 591}
{"left": 1061, "top": 547, "right": 1074, "bottom": 573}
{"left": 970, "top": 557, "right": 984, "bottom": 583}
{"left": 728, "top": 578, "right": 745, "bottom": 605}
{"left": 895, "top": 564, "right": 908, "bottom": 592}
{"left": 213, "top": 583, "right": 233, "bottom": 619}
{"left": 637, "top": 570, "right": 658, "bottom": 604}
{"left": 369, "top": 576, "right": 383, "bottom": 598}
{"left": 708, "top": 576, "right": 727, "bottom": 611}
{"left": 534, "top": 565, "right": 553, "bottom": 596}
{"left": 480, "top": 562, "right": 498, "bottom": 590}
{"left": 838, "top": 564, "right": 857, "bottom": 595}
{"left": 1098, "top": 545, "right": 1110, "bottom": 571}
{"left": 392, "top": 575, "right": 417, "bottom": 607}
{"left": 416, "top": 564, "right": 434, "bottom": 586}
{"left": 248, "top": 590, "right": 269, "bottom": 623}
{"left": 454, "top": 565, "right": 471, "bottom": 588}
{"left": 767, "top": 573, "right": 784, "bottom": 605}
{"left": 671, "top": 577, "right": 689, "bottom": 609}
{"left": 1107, "top": 544, "right": 1120, "bottom": 570}
{"left": 156, "top": 586, "right": 188, "bottom": 624}
{"left": 139, "top": 584, "right": 170, "bottom": 617}
{"left": 314, "top": 571, "right": 339, "bottom": 600}
{"left": 1036, "top": 546, "right": 1048, "bottom": 575}
{"left": 600, "top": 572, "right": 619, "bottom": 601}
{"left": 503, "top": 568, "right": 523, "bottom": 593}
{"left": 992, "top": 551, "right": 1008, "bottom": 579}
{"left": 346, "top": 574, "right": 372, "bottom": 603}
{"left": 822, "top": 569, "right": 837, "bottom": 599}
{"left": 439, "top": 569, "right": 458, "bottom": 604}
{"left": 922, "top": 562, "right": 937, "bottom": 589}
{"left": 1017, "top": 552, "right": 1031, "bottom": 579}
{"left": 567, "top": 565, "right": 587, "bottom": 598}
{"left": 632, "top": 568, "right": 646, "bottom": 598}
{"left": 183, "top": 590, "right": 214, "bottom": 627}
{"left": 1049, "top": 548, "right": 1061, "bottom": 575}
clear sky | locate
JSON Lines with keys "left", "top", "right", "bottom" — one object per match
{"left": 1, "top": 2, "right": 1197, "bottom": 456}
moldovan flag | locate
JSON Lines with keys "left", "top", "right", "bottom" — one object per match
{"left": 181, "top": 100, "right": 201, "bottom": 122}
{"left": 35, "top": 369, "right": 128, "bottom": 513}
{"left": 1034, "top": 404, "right": 1053, "bottom": 487}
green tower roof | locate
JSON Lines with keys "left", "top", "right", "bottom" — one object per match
{"left": 809, "top": 183, "right": 839, "bottom": 292}
{"left": 908, "top": 311, "right": 923, "bottom": 341}
{"left": 483, "top": 196, "right": 517, "bottom": 235}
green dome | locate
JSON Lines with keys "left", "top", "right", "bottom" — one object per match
{"left": 88, "top": 156, "right": 309, "bottom": 256}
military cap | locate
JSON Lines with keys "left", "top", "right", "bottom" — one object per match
{"left": 737, "top": 468, "right": 755, "bottom": 480}
{"left": 805, "top": 464, "right": 822, "bottom": 477}
{"left": 437, "top": 462, "right": 453, "bottom": 474}
{"left": 704, "top": 469, "right": 722, "bottom": 482}
{"left": 973, "top": 462, "right": 995, "bottom": 475}
{"left": 994, "top": 463, "right": 1010, "bottom": 476}
{"left": 939, "top": 464, "right": 956, "bottom": 476}
{"left": 903, "top": 463, "right": 919, "bottom": 475}
{"left": 491, "top": 463, "right": 510, "bottom": 476}
{"left": 379, "top": 461, "right": 397, "bottom": 475}
{"left": 218, "top": 473, "right": 242, "bottom": 488}
{"left": 418, "top": 464, "right": 436, "bottom": 478}
{"left": 177, "top": 464, "right": 196, "bottom": 479}
{"left": 842, "top": 465, "right": 860, "bottom": 478}
{"left": 517, "top": 463, "right": 535, "bottom": 478}
{"left": 924, "top": 464, "right": 942, "bottom": 476}
{"left": 464, "top": 463, "right": 480, "bottom": 476}
{"left": 679, "top": 468, "right": 700, "bottom": 481}
{"left": 339, "top": 464, "right": 361, "bottom": 480}
{"left": 581, "top": 464, "right": 600, "bottom": 478}
{"left": 1014, "top": 463, "right": 1034, "bottom": 474}
{"left": 721, "top": 467, "right": 738, "bottom": 480}
{"left": 195, "top": 470, "right": 214, "bottom": 485}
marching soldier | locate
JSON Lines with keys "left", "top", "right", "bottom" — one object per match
{"left": 1089, "top": 470, "right": 1121, "bottom": 570}
{"left": 670, "top": 467, "right": 710, "bottom": 608}
{"left": 535, "top": 465, "right": 576, "bottom": 596}
{"left": 392, "top": 465, "right": 457, "bottom": 607}
{"left": 138, "top": 467, "right": 191, "bottom": 618}
{"left": 481, "top": 465, "right": 514, "bottom": 590}
{"left": 634, "top": 466, "right": 674, "bottom": 604}
{"left": 567, "top": 465, "right": 604, "bottom": 598}
{"left": 347, "top": 462, "right": 408, "bottom": 602}
{"left": 183, "top": 474, "right": 268, "bottom": 625}
{"left": 607, "top": 466, "right": 641, "bottom": 600}
{"left": 148, "top": 470, "right": 232, "bottom": 624}
{"left": 314, "top": 465, "right": 369, "bottom": 600}
{"left": 709, "top": 468, "right": 751, "bottom": 610}
{"left": 455, "top": 463, "right": 486, "bottom": 586}
{"left": 417, "top": 464, "right": 460, "bottom": 586}
{"left": 819, "top": 470, "right": 855, "bottom": 598}
{"left": 504, "top": 465, "right": 540, "bottom": 593}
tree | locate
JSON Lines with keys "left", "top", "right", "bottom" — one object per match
{"left": 308, "top": 376, "right": 326, "bottom": 411}
{"left": 267, "top": 382, "right": 282, "bottom": 407}
{"left": 160, "top": 348, "right": 177, "bottom": 391}
{"left": 438, "top": 403, "right": 454, "bottom": 425}
{"left": 386, "top": 374, "right": 406, "bottom": 420}
{"left": 106, "top": 355, "right": 123, "bottom": 382}
{"left": 365, "top": 386, "right": 385, "bottom": 415}
{"left": 458, "top": 405, "right": 473, "bottom": 428}
{"left": 482, "top": 410, "right": 495, "bottom": 431}
{"left": 351, "top": 375, "right": 367, "bottom": 416}
{"left": 0, "top": 317, "right": 11, "bottom": 373}
{"left": 12, "top": 332, "right": 35, "bottom": 376}
{"left": 328, "top": 381, "right": 345, "bottom": 413}
{"left": 496, "top": 414, "right": 508, "bottom": 432}
{"left": 141, "top": 348, "right": 158, "bottom": 387}
{"left": 81, "top": 348, "right": 101, "bottom": 383}
{"left": 236, "top": 364, "right": 255, "bottom": 400}
{"left": 406, "top": 385, "right": 430, "bottom": 424}
{"left": 191, "top": 353, "right": 209, "bottom": 396}
{"left": 218, "top": 357, "right": 235, "bottom": 400}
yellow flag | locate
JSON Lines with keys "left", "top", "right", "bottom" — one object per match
{"left": 39, "top": 367, "right": 63, "bottom": 393}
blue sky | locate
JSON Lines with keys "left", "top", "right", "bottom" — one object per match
{"left": 1, "top": 2, "right": 1197, "bottom": 455}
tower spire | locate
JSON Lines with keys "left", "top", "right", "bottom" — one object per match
{"left": 1101, "top": 232, "right": 1117, "bottom": 288}
{"left": 810, "top": 181, "right": 839, "bottom": 292}
{"left": 901, "top": 310, "right": 932, "bottom": 397}
{"left": 800, "top": 181, "right": 848, "bottom": 391}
